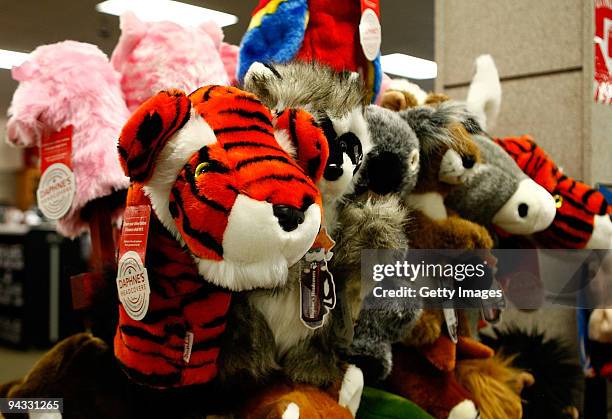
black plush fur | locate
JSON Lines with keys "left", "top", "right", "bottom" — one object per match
{"left": 480, "top": 326, "right": 581, "bottom": 419}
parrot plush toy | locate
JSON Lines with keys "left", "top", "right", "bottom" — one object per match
{"left": 238, "top": 0, "right": 382, "bottom": 102}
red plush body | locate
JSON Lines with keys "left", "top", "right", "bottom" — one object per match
{"left": 114, "top": 185, "right": 232, "bottom": 388}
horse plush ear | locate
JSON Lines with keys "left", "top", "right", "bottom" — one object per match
{"left": 118, "top": 89, "right": 191, "bottom": 183}
{"left": 273, "top": 108, "right": 329, "bottom": 182}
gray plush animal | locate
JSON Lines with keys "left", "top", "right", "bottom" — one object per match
{"left": 445, "top": 134, "right": 556, "bottom": 235}
{"left": 352, "top": 105, "right": 421, "bottom": 196}
{"left": 444, "top": 55, "right": 556, "bottom": 235}
{"left": 341, "top": 103, "right": 492, "bottom": 382}
{"left": 332, "top": 106, "right": 422, "bottom": 381}
{"left": 242, "top": 61, "right": 371, "bottom": 234}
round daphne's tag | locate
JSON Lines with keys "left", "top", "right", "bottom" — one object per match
{"left": 116, "top": 251, "right": 150, "bottom": 321}
{"left": 36, "top": 162, "right": 76, "bottom": 220}
{"left": 359, "top": 8, "right": 382, "bottom": 61}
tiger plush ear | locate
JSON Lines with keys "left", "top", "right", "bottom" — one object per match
{"left": 273, "top": 108, "right": 329, "bottom": 182}
{"left": 118, "top": 89, "right": 191, "bottom": 183}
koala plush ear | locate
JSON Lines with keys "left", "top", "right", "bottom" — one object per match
{"left": 118, "top": 89, "right": 191, "bottom": 183}
{"left": 274, "top": 108, "right": 329, "bottom": 182}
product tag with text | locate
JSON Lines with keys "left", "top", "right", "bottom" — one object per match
{"left": 360, "top": 0, "right": 381, "bottom": 61}
{"left": 443, "top": 308, "right": 459, "bottom": 343}
{"left": 116, "top": 205, "right": 151, "bottom": 321}
{"left": 37, "top": 126, "right": 75, "bottom": 220}
{"left": 300, "top": 228, "right": 336, "bottom": 329}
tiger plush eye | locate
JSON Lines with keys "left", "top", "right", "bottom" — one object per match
{"left": 554, "top": 194, "right": 563, "bottom": 208}
{"left": 195, "top": 162, "right": 208, "bottom": 178}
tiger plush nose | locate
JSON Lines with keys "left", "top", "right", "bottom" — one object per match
{"left": 273, "top": 205, "right": 306, "bottom": 232}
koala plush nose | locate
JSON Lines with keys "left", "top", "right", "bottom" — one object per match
{"left": 273, "top": 205, "right": 305, "bottom": 232}
{"left": 324, "top": 164, "right": 344, "bottom": 181}
{"left": 462, "top": 155, "right": 476, "bottom": 169}
{"left": 367, "top": 151, "right": 404, "bottom": 195}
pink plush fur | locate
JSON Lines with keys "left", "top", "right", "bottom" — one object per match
{"left": 6, "top": 40, "right": 130, "bottom": 238}
{"left": 111, "top": 12, "right": 235, "bottom": 111}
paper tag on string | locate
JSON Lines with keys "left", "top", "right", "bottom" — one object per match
{"left": 444, "top": 308, "right": 459, "bottom": 343}
{"left": 116, "top": 205, "right": 151, "bottom": 321}
{"left": 37, "top": 126, "right": 75, "bottom": 220}
{"left": 360, "top": 0, "right": 381, "bottom": 61}
{"left": 300, "top": 228, "right": 336, "bottom": 329}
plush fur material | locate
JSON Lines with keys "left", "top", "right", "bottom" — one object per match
{"left": 333, "top": 195, "right": 410, "bottom": 321}
{"left": 238, "top": 0, "right": 382, "bottom": 101}
{"left": 589, "top": 308, "right": 612, "bottom": 342}
{"left": 350, "top": 304, "right": 421, "bottom": 382}
{"left": 238, "top": 0, "right": 309, "bottom": 81}
{"left": 115, "top": 86, "right": 330, "bottom": 389}
{"left": 0, "top": 331, "right": 278, "bottom": 417}
{"left": 6, "top": 41, "right": 130, "bottom": 238}
{"left": 120, "top": 86, "right": 325, "bottom": 291}
{"left": 240, "top": 380, "right": 353, "bottom": 419}
{"left": 380, "top": 78, "right": 449, "bottom": 112}
{"left": 480, "top": 327, "right": 581, "bottom": 419}
{"left": 384, "top": 328, "right": 494, "bottom": 419}
{"left": 465, "top": 55, "right": 501, "bottom": 131}
{"left": 386, "top": 345, "right": 479, "bottom": 419}
{"left": 406, "top": 211, "right": 493, "bottom": 250}
{"left": 0, "top": 333, "right": 132, "bottom": 419}
{"left": 445, "top": 135, "right": 556, "bottom": 235}
{"left": 334, "top": 106, "right": 424, "bottom": 385}
{"left": 111, "top": 12, "right": 233, "bottom": 112}
{"left": 242, "top": 61, "right": 370, "bottom": 235}
{"left": 113, "top": 201, "right": 233, "bottom": 388}
{"left": 496, "top": 135, "right": 612, "bottom": 249}
{"left": 455, "top": 355, "right": 526, "bottom": 419}
{"left": 116, "top": 85, "right": 364, "bottom": 416}
{"left": 395, "top": 102, "right": 494, "bottom": 250}
{"left": 355, "top": 106, "right": 420, "bottom": 196}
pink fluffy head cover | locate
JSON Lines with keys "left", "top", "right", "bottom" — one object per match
{"left": 111, "top": 12, "right": 236, "bottom": 111}
{"left": 6, "top": 40, "right": 130, "bottom": 238}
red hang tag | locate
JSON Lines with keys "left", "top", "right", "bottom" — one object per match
{"left": 359, "top": 0, "right": 381, "bottom": 61}
{"left": 116, "top": 205, "right": 151, "bottom": 321}
{"left": 37, "top": 126, "right": 76, "bottom": 220}
{"left": 300, "top": 228, "right": 337, "bottom": 330}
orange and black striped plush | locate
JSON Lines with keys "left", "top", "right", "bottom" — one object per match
{"left": 114, "top": 184, "right": 232, "bottom": 388}
{"left": 115, "top": 86, "right": 327, "bottom": 388}
{"left": 495, "top": 135, "right": 611, "bottom": 248}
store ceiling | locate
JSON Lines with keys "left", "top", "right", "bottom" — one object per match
{"left": 0, "top": 0, "right": 434, "bottom": 114}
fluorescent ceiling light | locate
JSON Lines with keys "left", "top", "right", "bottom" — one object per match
{"left": 96, "top": 0, "right": 238, "bottom": 27}
{"left": 381, "top": 53, "right": 438, "bottom": 80}
{"left": 0, "top": 49, "right": 29, "bottom": 70}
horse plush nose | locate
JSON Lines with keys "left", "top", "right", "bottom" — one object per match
{"left": 273, "top": 205, "right": 305, "bottom": 232}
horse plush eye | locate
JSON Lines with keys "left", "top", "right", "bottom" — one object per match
{"left": 195, "top": 162, "right": 208, "bottom": 178}
{"left": 554, "top": 194, "right": 563, "bottom": 208}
